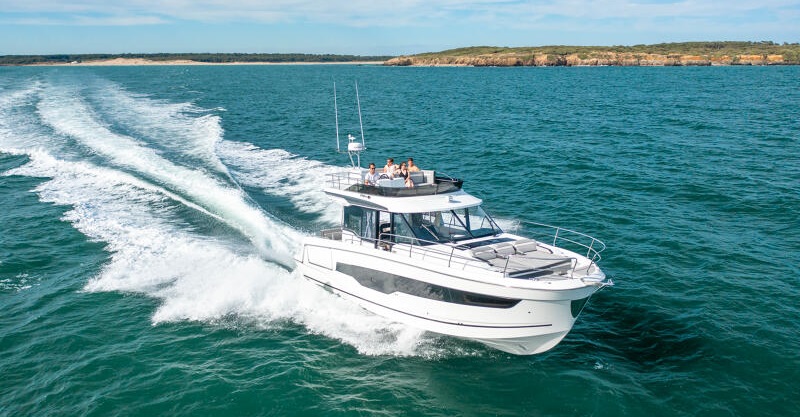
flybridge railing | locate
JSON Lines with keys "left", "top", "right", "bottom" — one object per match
{"left": 327, "top": 171, "right": 363, "bottom": 191}
{"left": 325, "top": 171, "right": 463, "bottom": 196}
{"left": 510, "top": 221, "right": 606, "bottom": 264}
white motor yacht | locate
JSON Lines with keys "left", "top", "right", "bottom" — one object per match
{"left": 295, "top": 85, "right": 611, "bottom": 355}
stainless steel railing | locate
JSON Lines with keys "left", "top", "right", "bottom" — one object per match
{"left": 515, "top": 221, "right": 605, "bottom": 261}
{"left": 318, "top": 228, "right": 591, "bottom": 279}
{"left": 346, "top": 231, "right": 476, "bottom": 269}
{"left": 509, "top": 221, "right": 605, "bottom": 274}
{"left": 326, "top": 171, "right": 362, "bottom": 190}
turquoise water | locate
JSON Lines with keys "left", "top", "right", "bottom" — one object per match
{"left": 1, "top": 65, "right": 798, "bottom": 416}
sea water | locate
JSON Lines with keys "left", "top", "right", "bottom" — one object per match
{"left": 1, "top": 65, "right": 798, "bottom": 416}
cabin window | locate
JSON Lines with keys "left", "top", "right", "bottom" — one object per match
{"left": 364, "top": 210, "right": 376, "bottom": 239}
{"left": 422, "top": 207, "right": 501, "bottom": 241}
{"left": 335, "top": 263, "right": 520, "bottom": 309}
{"left": 437, "top": 210, "right": 470, "bottom": 240}
{"left": 392, "top": 213, "right": 418, "bottom": 245}
{"left": 411, "top": 212, "right": 447, "bottom": 242}
{"left": 378, "top": 211, "right": 391, "bottom": 240}
{"left": 344, "top": 206, "right": 362, "bottom": 236}
{"left": 462, "top": 206, "right": 501, "bottom": 238}
{"left": 343, "top": 206, "right": 376, "bottom": 239}
{"left": 406, "top": 213, "right": 440, "bottom": 244}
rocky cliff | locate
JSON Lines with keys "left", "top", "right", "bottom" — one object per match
{"left": 385, "top": 52, "right": 789, "bottom": 67}
{"left": 385, "top": 43, "right": 800, "bottom": 66}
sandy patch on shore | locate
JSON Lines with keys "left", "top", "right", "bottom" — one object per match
{"left": 31, "top": 58, "right": 385, "bottom": 66}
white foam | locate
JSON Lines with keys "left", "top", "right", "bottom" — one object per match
{"left": 1, "top": 79, "right": 447, "bottom": 357}
{"left": 8, "top": 151, "right": 428, "bottom": 355}
{"left": 0, "top": 274, "right": 37, "bottom": 293}
{"left": 92, "top": 82, "right": 230, "bottom": 175}
{"left": 493, "top": 217, "right": 520, "bottom": 232}
{"left": 217, "top": 141, "right": 347, "bottom": 225}
{"left": 36, "top": 82, "right": 299, "bottom": 267}
{"left": 0, "top": 82, "right": 62, "bottom": 153}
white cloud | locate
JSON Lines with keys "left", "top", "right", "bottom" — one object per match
{"left": 0, "top": 0, "right": 797, "bottom": 31}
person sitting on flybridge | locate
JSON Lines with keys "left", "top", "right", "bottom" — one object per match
{"left": 407, "top": 157, "right": 420, "bottom": 172}
{"left": 383, "top": 158, "right": 399, "bottom": 177}
{"left": 397, "top": 162, "right": 415, "bottom": 188}
{"left": 364, "top": 163, "right": 381, "bottom": 185}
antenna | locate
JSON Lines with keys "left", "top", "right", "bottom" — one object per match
{"left": 332, "top": 80, "right": 366, "bottom": 168}
{"left": 334, "top": 81, "right": 340, "bottom": 153}
{"left": 347, "top": 82, "right": 366, "bottom": 167}
{"left": 355, "top": 81, "right": 365, "bottom": 147}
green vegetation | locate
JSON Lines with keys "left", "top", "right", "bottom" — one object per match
{"left": 415, "top": 41, "right": 799, "bottom": 57}
{"left": 405, "top": 42, "right": 800, "bottom": 65}
{"left": 0, "top": 53, "right": 393, "bottom": 65}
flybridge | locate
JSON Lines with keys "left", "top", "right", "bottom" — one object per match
{"left": 330, "top": 81, "right": 465, "bottom": 198}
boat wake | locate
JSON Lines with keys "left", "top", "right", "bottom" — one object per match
{"left": 0, "top": 74, "right": 473, "bottom": 357}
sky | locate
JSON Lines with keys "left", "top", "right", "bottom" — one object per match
{"left": 0, "top": 0, "right": 798, "bottom": 56}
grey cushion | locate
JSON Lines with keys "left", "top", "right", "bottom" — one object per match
{"left": 489, "top": 242, "right": 516, "bottom": 257}
{"left": 422, "top": 170, "right": 435, "bottom": 184}
{"left": 409, "top": 172, "right": 424, "bottom": 184}
{"left": 377, "top": 178, "right": 406, "bottom": 188}
{"left": 470, "top": 247, "right": 496, "bottom": 261}
{"left": 513, "top": 239, "right": 538, "bottom": 254}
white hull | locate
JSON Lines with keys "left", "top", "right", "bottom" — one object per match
{"left": 297, "top": 235, "right": 605, "bottom": 355}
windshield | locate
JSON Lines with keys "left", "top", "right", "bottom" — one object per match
{"left": 408, "top": 206, "right": 502, "bottom": 243}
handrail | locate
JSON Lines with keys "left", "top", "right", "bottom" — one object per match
{"left": 325, "top": 172, "right": 463, "bottom": 196}
{"left": 375, "top": 233, "right": 473, "bottom": 269}
{"left": 327, "top": 171, "right": 363, "bottom": 191}
{"left": 322, "top": 228, "right": 590, "bottom": 279}
{"left": 511, "top": 220, "right": 605, "bottom": 259}
{"left": 510, "top": 221, "right": 605, "bottom": 273}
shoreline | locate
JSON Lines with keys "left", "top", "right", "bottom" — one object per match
{"left": 23, "top": 58, "right": 386, "bottom": 66}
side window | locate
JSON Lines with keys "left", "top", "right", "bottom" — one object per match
{"left": 344, "top": 206, "right": 378, "bottom": 239}
{"left": 344, "top": 206, "right": 363, "bottom": 236}
{"left": 408, "top": 213, "right": 438, "bottom": 244}
{"left": 378, "top": 211, "right": 392, "bottom": 239}
{"left": 362, "top": 209, "right": 376, "bottom": 239}
{"left": 418, "top": 212, "right": 446, "bottom": 242}
{"left": 392, "top": 213, "right": 417, "bottom": 245}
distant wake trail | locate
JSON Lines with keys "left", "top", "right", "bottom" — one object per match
{"left": 37, "top": 81, "right": 299, "bottom": 267}
{"left": 0, "top": 76, "right": 453, "bottom": 357}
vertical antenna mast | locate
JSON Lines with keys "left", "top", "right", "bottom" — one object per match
{"left": 334, "top": 82, "right": 340, "bottom": 153}
{"left": 355, "top": 81, "right": 365, "bottom": 147}
{"left": 332, "top": 80, "right": 365, "bottom": 168}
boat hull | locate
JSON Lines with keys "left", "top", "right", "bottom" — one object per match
{"left": 297, "top": 237, "right": 603, "bottom": 355}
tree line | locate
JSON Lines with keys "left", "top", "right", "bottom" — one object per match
{"left": 409, "top": 41, "right": 800, "bottom": 64}
{"left": 0, "top": 53, "right": 393, "bottom": 65}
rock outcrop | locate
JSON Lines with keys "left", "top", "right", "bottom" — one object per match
{"left": 385, "top": 52, "right": 789, "bottom": 67}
